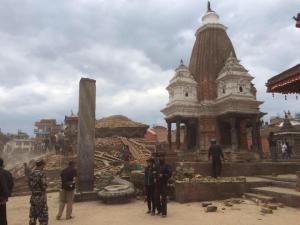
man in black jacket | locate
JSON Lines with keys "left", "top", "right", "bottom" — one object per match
{"left": 0, "top": 158, "right": 14, "bottom": 225}
{"left": 208, "top": 139, "right": 225, "bottom": 178}
{"left": 144, "top": 158, "right": 155, "bottom": 215}
{"left": 56, "top": 161, "right": 77, "bottom": 220}
{"left": 154, "top": 153, "right": 172, "bottom": 218}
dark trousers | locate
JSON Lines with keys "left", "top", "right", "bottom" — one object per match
{"left": 155, "top": 184, "right": 167, "bottom": 215}
{"left": 270, "top": 146, "right": 277, "bottom": 162}
{"left": 0, "top": 203, "right": 7, "bottom": 225}
{"left": 145, "top": 185, "right": 155, "bottom": 212}
{"left": 212, "top": 159, "right": 222, "bottom": 178}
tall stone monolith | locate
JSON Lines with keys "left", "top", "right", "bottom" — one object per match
{"left": 77, "top": 78, "right": 96, "bottom": 192}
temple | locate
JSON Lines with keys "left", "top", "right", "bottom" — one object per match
{"left": 161, "top": 3, "right": 263, "bottom": 160}
{"left": 266, "top": 64, "right": 300, "bottom": 94}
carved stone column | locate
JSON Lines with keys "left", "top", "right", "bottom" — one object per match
{"left": 251, "top": 122, "right": 257, "bottom": 150}
{"left": 77, "top": 78, "right": 96, "bottom": 192}
{"left": 176, "top": 120, "right": 181, "bottom": 150}
{"left": 255, "top": 120, "right": 263, "bottom": 160}
{"left": 167, "top": 121, "right": 172, "bottom": 150}
{"left": 184, "top": 122, "right": 188, "bottom": 151}
{"left": 197, "top": 120, "right": 201, "bottom": 151}
{"left": 230, "top": 117, "right": 238, "bottom": 151}
{"left": 251, "top": 118, "right": 263, "bottom": 159}
{"left": 239, "top": 120, "right": 248, "bottom": 151}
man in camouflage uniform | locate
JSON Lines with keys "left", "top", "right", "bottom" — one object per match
{"left": 28, "top": 159, "right": 48, "bottom": 225}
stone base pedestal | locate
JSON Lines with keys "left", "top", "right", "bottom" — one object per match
{"left": 175, "top": 181, "right": 248, "bottom": 203}
{"left": 74, "top": 190, "right": 98, "bottom": 202}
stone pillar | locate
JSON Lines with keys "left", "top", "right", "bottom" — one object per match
{"left": 167, "top": 121, "right": 172, "bottom": 150}
{"left": 256, "top": 121, "right": 263, "bottom": 160}
{"left": 252, "top": 119, "right": 263, "bottom": 159}
{"left": 239, "top": 120, "right": 248, "bottom": 151}
{"left": 230, "top": 117, "right": 238, "bottom": 151}
{"left": 77, "top": 78, "right": 96, "bottom": 192}
{"left": 183, "top": 122, "right": 187, "bottom": 150}
{"left": 197, "top": 120, "right": 200, "bottom": 151}
{"left": 176, "top": 120, "right": 181, "bottom": 150}
{"left": 251, "top": 123, "right": 257, "bottom": 150}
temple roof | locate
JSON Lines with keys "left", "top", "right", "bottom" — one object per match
{"left": 280, "top": 117, "right": 295, "bottom": 131}
{"left": 189, "top": 3, "right": 236, "bottom": 100}
{"left": 217, "top": 52, "right": 252, "bottom": 80}
{"left": 96, "top": 115, "right": 148, "bottom": 128}
{"left": 266, "top": 64, "right": 300, "bottom": 94}
{"left": 168, "top": 60, "right": 197, "bottom": 88}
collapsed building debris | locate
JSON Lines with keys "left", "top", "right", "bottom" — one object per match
{"left": 11, "top": 153, "right": 75, "bottom": 196}
{"left": 9, "top": 115, "right": 155, "bottom": 196}
{"left": 95, "top": 115, "right": 149, "bottom": 138}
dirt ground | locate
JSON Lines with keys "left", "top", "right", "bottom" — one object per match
{"left": 6, "top": 192, "right": 300, "bottom": 225}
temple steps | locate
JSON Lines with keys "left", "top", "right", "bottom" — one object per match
{"left": 258, "top": 174, "right": 297, "bottom": 183}
{"left": 270, "top": 180, "right": 296, "bottom": 189}
{"left": 250, "top": 186, "right": 300, "bottom": 207}
{"left": 244, "top": 192, "right": 276, "bottom": 203}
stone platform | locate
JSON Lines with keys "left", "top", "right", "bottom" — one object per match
{"left": 176, "top": 162, "right": 300, "bottom": 177}
{"left": 174, "top": 177, "right": 272, "bottom": 203}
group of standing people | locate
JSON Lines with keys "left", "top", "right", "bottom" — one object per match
{"left": 143, "top": 140, "right": 224, "bottom": 218}
{"left": 0, "top": 157, "right": 77, "bottom": 225}
{"left": 268, "top": 132, "right": 292, "bottom": 161}
{"left": 27, "top": 159, "right": 77, "bottom": 225}
{"left": 144, "top": 153, "right": 172, "bottom": 218}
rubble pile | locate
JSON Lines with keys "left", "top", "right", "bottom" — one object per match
{"left": 174, "top": 165, "right": 247, "bottom": 183}
{"left": 10, "top": 154, "right": 70, "bottom": 179}
{"left": 93, "top": 115, "right": 153, "bottom": 176}
{"left": 9, "top": 115, "right": 154, "bottom": 196}
{"left": 10, "top": 153, "right": 75, "bottom": 196}
{"left": 94, "top": 136, "right": 151, "bottom": 176}
{"left": 95, "top": 137, "right": 123, "bottom": 158}
{"left": 95, "top": 115, "right": 149, "bottom": 138}
{"left": 96, "top": 115, "right": 147, "bottom": 128}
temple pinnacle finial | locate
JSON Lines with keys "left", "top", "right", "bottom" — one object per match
{"left": 207, "top": 1, "right": 212, "bottom": 12}
{"left": 180, "top": 59, "right": 184, "bottom": 65}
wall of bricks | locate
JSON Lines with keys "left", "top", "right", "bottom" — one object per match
{"left": 175, "top": 182, "right": 247, "bottom": 203}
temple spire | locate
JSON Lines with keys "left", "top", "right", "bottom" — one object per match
{"left": 207, "top": 1, "right": 212, "bottom": 12}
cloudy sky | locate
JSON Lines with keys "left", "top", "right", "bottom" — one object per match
{"left": 0, "top": 0, "right": 299, "bottom": 135}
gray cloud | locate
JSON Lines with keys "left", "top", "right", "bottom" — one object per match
{"left": 0, "top": 0, "right": 299, "bottom": 134}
